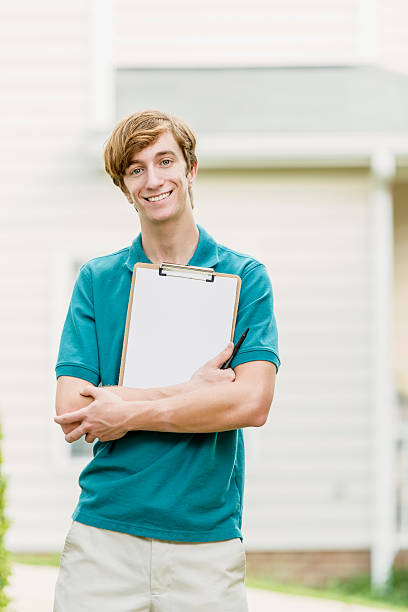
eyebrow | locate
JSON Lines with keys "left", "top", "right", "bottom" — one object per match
{"left": 128, "top": 150, "right": 177, "bottom": 166}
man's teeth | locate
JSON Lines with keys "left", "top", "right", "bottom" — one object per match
{"left": 146, "top": 191, "right": 171, "bottom": 202}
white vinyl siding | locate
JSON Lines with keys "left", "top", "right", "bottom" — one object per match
{"left": 114, "top": 0, "right": 360, "bottom": 67}
{"left": 194, "top": 168, "right": 372, "bottom": 550}
{"left": 0, "top": 0, "right": 111, "bottom": 552}
{"left": 378, "top": 0, "right": 408, "bottom": 76}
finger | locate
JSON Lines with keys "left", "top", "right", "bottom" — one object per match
{"left": 227, "top": 368, "right": 236, "bottom": 381}
{"left": 220, "top": 367, "right": 235, "bottom": 382}
{"left": 85, "top": 433, "right": 96, "bottom": 444}
{"left": 213, "top": 342, "right": 234, "bottom": 368}
{"left": 65, "top": 425, "right": 87, "bottom": 444}
{"left": 54, "top": 410, "right": 84, "bottom": 425}
{"left": 80, "top": 384, "right": 97, "bottom": 398}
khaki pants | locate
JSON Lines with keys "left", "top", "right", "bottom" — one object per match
{"left": 54, "top": 521, "right": 248, "bottom": 612}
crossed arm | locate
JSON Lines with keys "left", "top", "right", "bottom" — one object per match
{"left": 55, "top": 344, "right": 276, "bottom": 443}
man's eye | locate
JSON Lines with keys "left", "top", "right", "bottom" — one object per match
{"left": 132, "top": 168, "right": 142, "bottom": 175}
{"left": 161, "top": 159, "right": 171, "bottom": 166}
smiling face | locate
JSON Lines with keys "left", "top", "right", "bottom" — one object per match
{"left": 122, "top": 131, "right": 197, "bottom": 225}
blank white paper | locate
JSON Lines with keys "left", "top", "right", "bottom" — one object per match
{"left": 122, "top": 266, "right": 239, "bottom": 388}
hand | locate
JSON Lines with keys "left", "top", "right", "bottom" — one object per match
{"left": 189, "top": 342, "right": 236, "bottom": 387}
{"left": 54, "top": 386, "right": 129, "bottom": 444}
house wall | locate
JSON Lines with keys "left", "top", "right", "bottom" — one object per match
{"left": 378, "top": 0, "right": 408, "bottom": 76}
{"left": 246, "top": 548, "right": 408, "bottom": 587}
{"left": 115, "top": 0, "right": 408, "bottom": 77}
{"left": 114, "top": 0, "right": 360, "bottom": 67}
{"left": 0, "top": 0, "right": 90, "bottom": 551}
{"left": 194, "top": 168, "right": 373, "bottom": 550}
{"left": 0, "top": 1, "right": 395, "bottom": 556}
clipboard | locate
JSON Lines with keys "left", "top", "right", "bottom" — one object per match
{"left": 119, "top": 262, "right": 241, "bottom": 388}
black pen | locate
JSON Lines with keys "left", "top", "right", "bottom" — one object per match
{"left": 221, "top": 328, "right": 250, "bottom": 369}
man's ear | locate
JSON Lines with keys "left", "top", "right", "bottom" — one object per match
{"left": 121, "top": 187, "right": 133, "bottom": 204}
{"left": 188, "top": 162, "right": 198, "bottom": 184}
{"left": 122, "top": 188, "right": 138, "bottom": 211}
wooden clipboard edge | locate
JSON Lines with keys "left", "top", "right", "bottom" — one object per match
{"left": 212, "top": 271, "right": 241, "bottom": 341}
{"left": 118, "top": 263, "right": 241, "bottom": 385}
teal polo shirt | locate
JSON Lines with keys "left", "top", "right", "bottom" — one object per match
{"left": 56, "top": 225, "right": 280, "bottom": 542}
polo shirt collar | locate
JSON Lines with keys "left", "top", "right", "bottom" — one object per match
{"left": 125, "top": 224, "right": 220, "bottom": 272}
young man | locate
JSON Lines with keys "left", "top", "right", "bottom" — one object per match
{"left": 53, "top": 110, "right": 280, "bottom": 612}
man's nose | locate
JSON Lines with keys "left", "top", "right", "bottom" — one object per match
{"left": 145, "top": 166, "right": 164, "bottom": 190}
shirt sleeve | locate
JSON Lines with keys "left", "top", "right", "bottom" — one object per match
{"left": 55, "top": 265, "right": 101, "bottom": 385}
{"left": 231, "top": 263, "right": 280, "bottom": 373}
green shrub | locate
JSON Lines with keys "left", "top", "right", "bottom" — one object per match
{"left": 0, "top": 424, "right": 10, "bottom": 609}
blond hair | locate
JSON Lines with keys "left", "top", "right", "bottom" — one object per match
{"left": 104, "top": 110, "right": 197, "bottom": 206}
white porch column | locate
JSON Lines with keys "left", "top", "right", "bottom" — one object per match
{"left": 370, "top": 149, "right": 397, "bottom": 590}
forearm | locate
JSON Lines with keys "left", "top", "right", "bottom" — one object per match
{"left": 104, "top": 380, "right": 197, "bottom": 401}
{"left": 56, "top": 379, "right": 196, "bottom": 436}
{"left": 103, "top": 343, "right": 236, "bottom": 401}
{"left": 55, "top": 362, "right": 274, "bottom": 443}
{"left": 124, "top": 382, "right": 263, "bottom": 433}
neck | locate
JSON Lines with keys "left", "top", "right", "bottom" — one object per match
{"left": 139, "top": 212, "right": 199, "bottom": 265}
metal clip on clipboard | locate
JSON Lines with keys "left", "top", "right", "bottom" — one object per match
{"left": 158, "top": 262, "right": 215, "bottom": 282}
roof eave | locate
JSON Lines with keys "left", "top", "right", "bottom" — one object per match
{"left": 196, "top": 131, "right": 408, "bottom": 169}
